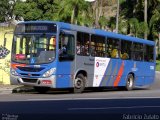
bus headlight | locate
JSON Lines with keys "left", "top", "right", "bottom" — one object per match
{"left": 11, "top": 68, "right": 19, "bottom": 76}
{"left": 42, "top": 68, "right": 56, "bottom": 78}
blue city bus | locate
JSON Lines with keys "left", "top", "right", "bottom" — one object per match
{"left": 9, "top": 21, "right": 156, "bottom": 93}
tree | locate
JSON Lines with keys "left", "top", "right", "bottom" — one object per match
{"left": 99, "top": 16, "right": 108, "bottom": 29}
{"left": 138, "top": 21, "right": 148, "bottom": 38}
{"left": 118, "top": 19, "right": 128, "bottom": 35}
{"left": 128, "top": 18, "right": 139, "bottom": 37}
{"left": 108, "top": 17, "right": 116, "bottom": 32}
{"left": 14, "top": 0, "right": 56, "bottom": 21}
{"left": 54, "top": 0, "right": 91, "bottom": 25}
{"left": 0, "top": 0, "right": 16, "bottom": 22}
{"left": 115, "top": 0, "right": 119, "bottom": 33}
{"left": 144, "top": 0, "right": 147, "bottom": 39}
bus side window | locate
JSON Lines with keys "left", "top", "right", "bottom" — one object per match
{"left": 91, "top": 34, "right": 105, "bottom": 57}
{"left": 59, "top": 33, "right": 75, "bottom": 61}
{"left": 107, "top": 38, "right": 120, "bottom": 58}
{"left": 77, "top": 32, "right": 89, "bottom": 56}
{"left": 121, "top": 40, "right": 131, "bottom": 60}
{"left": 131, "top": 42, "right": 143, "bottom": 61}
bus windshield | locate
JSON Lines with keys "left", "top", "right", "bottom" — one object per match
{"left": 12, "top": 34, "right": 56, "bottom": 64}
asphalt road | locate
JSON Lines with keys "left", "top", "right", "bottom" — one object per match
{"left": 0, "top": 98, "right": 160, "bottom": 120}
{"left": 0, "top": 72, "right": 160, "bottom": 120}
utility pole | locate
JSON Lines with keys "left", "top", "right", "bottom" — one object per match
{"left": 116, "top": 0, "right": 119, "bottom": 33}
{"left": 144, "top": 0, "right": 147, "bottom": 39}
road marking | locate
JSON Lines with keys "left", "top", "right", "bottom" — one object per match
{"left": 28, "top": 96, "right": 160, "bottom": 101}
{"left": 68, "top": 106, "right": 160, "bottom": 110}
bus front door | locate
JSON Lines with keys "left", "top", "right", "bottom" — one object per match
{"left": 57, "top": 30, "right": 76, "bottom": 88}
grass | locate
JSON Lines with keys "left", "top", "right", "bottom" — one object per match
{"left": 156, "top": 60, "right": 160, "bottom": 71}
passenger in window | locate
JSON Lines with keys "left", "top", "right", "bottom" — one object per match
{"left": 59, "top": 36, "right": 68, "bottom": 55}
{"left": 111, "top": 49, "right": 119, "bottom": 58}
{"left": 49, "top": 37, "right": 56, "bottom": 51}
{"left": 84, "top": 43, "right": 89, "bottom": 56}
{"left": 122, "top": 52, "right": 129, "bottom": 59}
{"left": 91, "top": 46, "right": 96, "bottom": 56}
{"left": 59, "top": 45, "right": 67, "bottom": 55}
{"left": 76, "top": 42, "right": 81, "bottom": 54}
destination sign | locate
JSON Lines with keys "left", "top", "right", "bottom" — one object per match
{"left": 15, "top": 23, "right": 57, "bottom": 33}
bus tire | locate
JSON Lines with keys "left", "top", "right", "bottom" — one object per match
{"left": 34, "top": 86, "right": 50, "bottom": 94}
{"left": 74, "top": 74, "right": 86, "bottom": 93}
{"left": 125, "top": 74, "right": 134, "bottom": 91}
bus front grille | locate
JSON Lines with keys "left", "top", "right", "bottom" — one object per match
{"left": 20, "top": 73, "right": 40, "bottom": 77}
{"left": 17, "top": 67, "right": 44, "bottom": 72}
{"left": 22, "top": 78, "right": 38, "bottom": 83}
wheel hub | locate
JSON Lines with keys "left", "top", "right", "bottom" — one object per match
{"left": 75, "top": 78, "right": 82, "bottom": 89}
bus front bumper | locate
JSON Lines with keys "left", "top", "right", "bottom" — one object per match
{"left": 10, "top": 74, "right": 56, "bottom": 88}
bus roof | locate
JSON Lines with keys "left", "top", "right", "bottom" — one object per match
{"left": 17, "top": 21, "right": 155, "bottom": 46}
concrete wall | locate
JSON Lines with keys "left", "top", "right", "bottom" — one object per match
{"left": 0, "top": 28, "right": 13, "bottom": 84}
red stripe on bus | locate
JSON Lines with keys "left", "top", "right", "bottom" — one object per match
{"left": 113, "top": 61, "right": 124, "bottom": 87}
{"left": 11, "top": 63, "right": 26, "bottom": 69}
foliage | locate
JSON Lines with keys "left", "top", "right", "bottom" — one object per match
{"left": 129, "top": 18, "right": 139, "bottom": 37}
{"left": 0, "top": 0, "right": 16, "bottom": 22}
{"left": 118, "top": 19, "right": 128, "bottom": 34}
{"left": 1, "top": 0, "right": 160, "bottom": 41}
{"left": 118, "top": 0, "right": 160, "bottom": 40}
{"left": 53, "top": 0, "right": 92, "bottom": 25}
{"left": 99, "top": 16, "right": 108, "bottom": 29}
{"left": 14, "top": 0, "right": 56, "bottom": 21}
{"left": 156, "top": 60, "right": 160, "bottom": 71}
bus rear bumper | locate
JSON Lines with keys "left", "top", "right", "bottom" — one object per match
{"left": 10, "top": 75, "right": 56, "bottom": 88}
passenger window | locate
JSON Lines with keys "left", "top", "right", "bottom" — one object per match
{"left": 91, "top": 35, "right": 105, "bottom": 57}
{"left": 121, "top": 40, "right": 132, "bottom": 60}
{"left": 132, "top": 42, "right": 143, "bottom": 61}
{"left": 106, "top": 38, "right": 120, "bottom": 58}
{"left": 77, "top": 32, "right": 89, "bottom": 56}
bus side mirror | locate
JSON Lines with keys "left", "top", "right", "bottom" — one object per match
{"left": 3, "top": 38, "right": 7, "bottom": 47}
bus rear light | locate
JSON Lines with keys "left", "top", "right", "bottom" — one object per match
{"left": 42, "top": 80, "right": 52, "bottom": 85}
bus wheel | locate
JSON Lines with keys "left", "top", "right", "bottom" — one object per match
{"left": 74, "top": 74, "right": 86, "bottom": 93}
{"left": 125, "top": 74, "right": 134, "bottom": 91}
{"left": 34, "top": 87, "right": 50, "bottom": 94}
